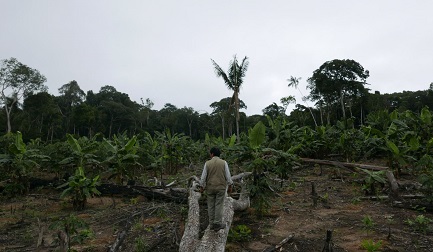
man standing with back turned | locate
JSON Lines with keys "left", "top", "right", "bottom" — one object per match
{"left": 200, "top": 147, "right": 233, "bottom": 231}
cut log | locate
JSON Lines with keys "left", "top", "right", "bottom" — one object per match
{"left": 179, "top": 173, "right": 251, "bottom": 252}
{"left": 178, "top": 182, "right": 201, "bottom": 251}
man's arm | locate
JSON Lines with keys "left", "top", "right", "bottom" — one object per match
{"left": 224, "top": 161, "right": 233, "bottom": 185}
{"left": 200, "top": 164, "right": 208, "bottom": 187}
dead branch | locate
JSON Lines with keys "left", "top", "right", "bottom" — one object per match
{"left": 262, "top": 234, "right": 294, "bottom": 252}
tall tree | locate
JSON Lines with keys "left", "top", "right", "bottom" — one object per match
{"left": 86, "top": 85, "right": 140, "bottom": 137}
{"left": 179, "top": 107, "right": 199, "bottom": 138}
{"left": 139, "top": 97, "right": 154, "bottom": 128}
{"left": 0, "top": 58, "right": 47, "bottom": 133}
{"left": 262, "top": 102, "right": 285, "bottom": 120}
{"left": 210, "top": 97, "right": 246, "bottom": 139}
{"left": 58, "top": 80, "right": 86, "bottom": 134}
{"left": 287, "top": 76, "right": 318, "bottom": 126}
{"left": 307, "top": 59, "right": 369, "bottom": 123}
{"left": 22, "top": 92, "right": 62, "bottom": 141}
{"left": 211, "top": 55, "right": 249, "bottom": 143}
{"left": 58, "top": 80, "right": 86, "bottom": 107}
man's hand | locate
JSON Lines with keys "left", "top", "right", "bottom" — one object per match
{"left": 227, "top": 185, "right": 233, "bottom": 194}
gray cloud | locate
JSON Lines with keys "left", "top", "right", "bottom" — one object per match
{"left": 1, "top": 0, "right": 432, "bottom": 115}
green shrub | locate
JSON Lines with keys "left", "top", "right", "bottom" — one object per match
{"left": 406, "top": 215, "right": 432, "bottom": 234}
{"left": 50, "top": 214, "right": 94, "bottom": 250}
{"left": 361, "top": 239, "right": 382, "bottom": 252}
{"left": 362, "top": 215, "right": 375, "bottom": 235}
{"left": 228, "top": 224, "right": 252, "bottom": 242}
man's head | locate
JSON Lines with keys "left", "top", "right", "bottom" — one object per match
{"left": 210, "top": 147, "right": 221, "bottom": 157}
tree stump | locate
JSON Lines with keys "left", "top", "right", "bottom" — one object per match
{"left": 321, "top": 229, "right": 334, "bottom": 252}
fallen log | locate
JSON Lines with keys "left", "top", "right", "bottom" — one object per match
{"left": 300, "top": 158, "right": 388, "bottom": 171}
{"left": 300, "top": 158, "right": 400, "bottom": 199}
{"left": 132, "top": 186, "right": 188, "bottom": 203}
{"left": 179, "top": 173, "right": 251, "bottom": 252}
{"left": 359, "top": 194, "right": 425, "bottom": 201}
{"left": 393, "top": 200, "right": 433, "bottom": 212}
{"left": 96, "top": 183, "right": 189, "bottom": 203}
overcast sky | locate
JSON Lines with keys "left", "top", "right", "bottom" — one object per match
{"left": 2, "top": 1, "right": 432, "bottom": 115}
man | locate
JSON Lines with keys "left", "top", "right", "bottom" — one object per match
{"left": 200, "top": 147, "right": 233, "bottom": 232}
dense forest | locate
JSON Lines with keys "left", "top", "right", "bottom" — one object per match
{"left": 1, "top": 57, "right": 433, "bottom": 143}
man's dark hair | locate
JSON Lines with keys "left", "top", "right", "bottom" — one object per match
{"left": 210, "top": 147, "right": 221, "bottom": 157}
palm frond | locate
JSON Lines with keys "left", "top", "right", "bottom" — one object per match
{"left": 211, "top": 59, "right": 232, "bottom": 88}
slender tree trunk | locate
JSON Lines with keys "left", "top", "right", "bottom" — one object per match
{"left": 187, "top": 118, "right": 193, "bottom": 137}
{"left": 5, "top": 105, "right": 12, "bottom": 133}
{"left": 109, "top": 117, "right": 113, "bottom": 138}
{"left": 50, "top": 125, "right": 54, "bottom": 142}
{"left": 218, "top": 114, "right": 225, "bottom": 140}
{"left": 319, "top": 106, "right": 324, "bottom": 126}
{"left": 228, "top": 119, "right": 233, "bottom": 137}
{"left": 340, "top": 90, "right": 346, "bottom": 121}
{"left": 39, "top": 115, "right": 44, "bottom": 133}
{"left": 235, "top": 92, "right": 240, "bottom": 143}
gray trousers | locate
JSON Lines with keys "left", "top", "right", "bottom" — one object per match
{"left": 206, "top": 188, "right": 226, "bottom": 225}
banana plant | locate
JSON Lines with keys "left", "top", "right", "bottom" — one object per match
{"left": 338, "top": 128, "right": 364, "bottom": 162}
{"left": 59, "top": 134, "right": 100, "bottom": 175}
{"left": 0, "top": 131, "right": 48, "bottom": 195}
{"left": 245, "top": 121, "right": 272, "bottom": 216}
{"left": 102, "top": 134, "right": 141, "bottom": 185}
{"left": 358, "top": 168, "right": 386, "bottom": 195}
{"left": 139, "top": 131, "right": 162, "bottom": 177}
{"left": 58, "top": 166, "right": 101, "bottom": 210}
{"left": 368, "top": 116, "right": 418, "bottom": 176}
{"left": 416, "top": 153, "right": 433, "bottom": 203}
{"left": 155, "top": 129, "right": 189, "bottom": 175}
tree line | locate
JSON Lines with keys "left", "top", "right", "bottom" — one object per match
{"left": 1, "top": 57, "right": 433, "bottom": 143}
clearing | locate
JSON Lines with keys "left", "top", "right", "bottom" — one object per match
{"left": 1, "top": 163, "right": 432, "bottom": 252}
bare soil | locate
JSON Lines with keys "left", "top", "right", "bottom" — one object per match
{"left": 1, "top": 165, "right": 433, "bottom": 252}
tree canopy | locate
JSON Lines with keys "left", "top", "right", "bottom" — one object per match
{"left": 307, "top": 59, "right": 369, "bottom": 123}
{"left": 0, "top": 58, "right": 47, "bottom": 132}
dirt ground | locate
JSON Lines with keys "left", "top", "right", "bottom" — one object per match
{"left": 1, "top": 165, "right": 433, "bottom": 252}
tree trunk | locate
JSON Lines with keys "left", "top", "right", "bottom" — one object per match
{"left": 234, "top": 92, "right": 240, "bottom": 144}
{"left": 385, "top": 170, "right": 400, "bottom": 199}
{"left": 340, "top": 90, "right": 346, "bottom": 121}
{"left": 5, "top": 105, "right": 12, "bottom": 133}
{"left": 179, "top": 174, "right": 250, "bottom": 252}
{"left": 221, "top": 115, "right": 225, "bottom": 140}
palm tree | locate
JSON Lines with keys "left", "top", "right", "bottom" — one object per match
{"left": 211, "top": 55, "right": 249, "bottom": 143}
